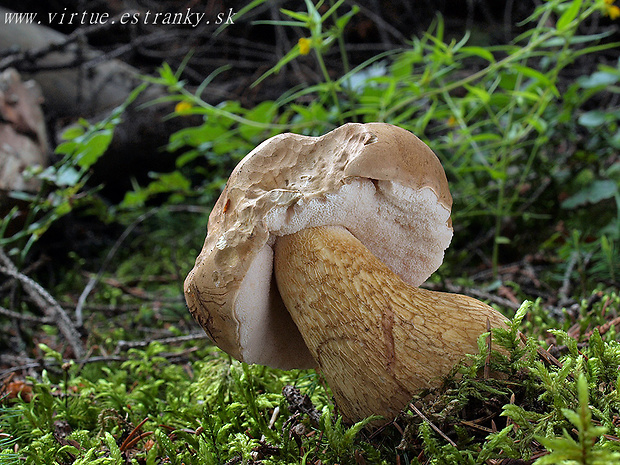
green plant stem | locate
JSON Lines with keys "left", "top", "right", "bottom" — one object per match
{"left": 313, "top": 48, "right": 343, "bottom": 122}
{"left": 327, "top": 0, "right": 351, "bottom": 77}
{"left": 331, "top": 5, "right": 356, "bottom": 122}
{"left": 384, "top": 4, "right": 599, "bottom": 121}
{"left": 492, "top": 187, "right": 505, "bottom": 277}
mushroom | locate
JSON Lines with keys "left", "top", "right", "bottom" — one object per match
{"left": 184, "top": 122, "right": 508, "bottom": 423}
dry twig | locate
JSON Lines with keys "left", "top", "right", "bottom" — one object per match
{"left": 0, "top": 248, "right": 84, "bottom": 358}
{"left": 0, "top": 344, "right": 201, "bottom": 378}
{"left": 114, "top": 332, "right": 208, "bottom": 354}
{"left": 282, "top": 385, "right": 322, "bottom": 427}
{"left": 423, "top": 281, "right": 521, "bottom": 311}
{"left": 0, "top": 304, "right": 53, "bottom": 324}
{"left": 74, "top": 205, "right": 208, "bottom": 326}
{"left": 408, "top": 403, "right": 457, "bottom": 447}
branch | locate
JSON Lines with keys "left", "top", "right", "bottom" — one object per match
{"left": 114, "top": 332, "right": 208, "bottom": 354}
{"left": 0, "top": 249, "right": 84, "bottom": 358}
{"left": 74, "top": 205, "right": 208, "bottom": 325}
{"left": 1, "top": 344, "right": 202, "bottom": 379}
{"left": 409, "top": 402, "right": 457, "bottom": 447}
{"left": 0, "top": 304, "right": 53, "bottom": 324}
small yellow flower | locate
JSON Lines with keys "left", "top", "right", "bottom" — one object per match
{"left": 298, "top": 37, "right": 311, "bottom": 55}
{"left": 447, "top": 115, "right": 457, "bottom": 127}
{"left": 175, "top": 101, "right": 192, "bottom": 114}
{"left": 604, "top": 0, "right": 620, "bottom": 19}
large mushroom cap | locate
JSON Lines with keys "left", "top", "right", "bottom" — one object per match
{"left": 184, "top": 122, "right": 453, "bottom": 369}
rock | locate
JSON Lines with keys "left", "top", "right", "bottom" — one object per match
{"left": 0, "top": 68, "right": 48, "bottom": 193}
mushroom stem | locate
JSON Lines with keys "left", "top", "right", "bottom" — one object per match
{"left": 274, "top": 225, "right": 508, "bottom": 423}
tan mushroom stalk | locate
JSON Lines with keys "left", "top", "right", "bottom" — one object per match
{"left": 274, "top": 225, "right": 507, "bottom": 421}
{"left": 184, "top": 122, "right": 508, "bottom": 424}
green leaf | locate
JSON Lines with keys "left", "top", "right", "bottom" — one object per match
{"left": 464, "top": 84, "right": 491, "bottom": 104}
{"left": 470, "top": 133, "right": 502, "bottom": 143}
{"left": 557, "top": 0, "right": 583, "bottom": 30}
{"left": 578, "top": 71, "right": 619, "bottom": 89}
{"left": 459, "top": 46, "right": 495, "bottom": 62}
{"left": 526, "top": 114, "right": 549, "bottom": 134}
{"left": 611, "top": 129, "right": 620, "bottom": 149}
{"left": 55, "top": 140, "right": 78, "bottom": 157}
{"left": 495, "top": 236, "right": 511, "bottom": 245}
{"left": 239, "top": 101, "right": 277, "bottom": 139}
{"left": 103, "top": 432, "right": 123, "bottom": 463}
{"left": 320, "top": 0, "right": 347, "bottom": 23}
{"left": 336, "top": 5, "right": 359, "bottom": 30}
{"left": 155, "top": 430, "right": 181, "bottom": 465}
{"left": 487, "top": 166, "right": 507, "bottom": 181}
{"left": 252, "top": 45, "right": 303, "bottom": 87}
{"left": 512, "top": 64, "right": 559, "bottom": 96}
{"left": 38, "top": 344, "right": 63, "bottom": 363}
{"left": 513, "top": 301, "right": 532, "bottom": 327}
{"left": 561, "top": 180, "right": 618, "bottom": 209}
{"left": 60, "top": 126, "right": 85, "bottom": 140}
{"left": 55, "top": 165, "right": 81, "bottom": 187}
{"left": 279, "top": 8, "right": 311, "bottom": 23}
{"left": 541, "top": 30, "right": 615, "bottom": 47}
{"left": 158, "top": 62, "right": 178, "bottom": 85}
{"left": 74, "top": 131, "right": 114, "bottom": 168}
{"left": 578, "top": 110, "right": 608, "bottom": 128}
{"left": 561, "top": 408, "right": 583, "bottom": 428}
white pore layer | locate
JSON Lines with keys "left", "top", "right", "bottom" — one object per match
{"left": 236, "top": 178, "right": 453, "bottom": 366}
{"left": 263, "top": 178, "right": 452, "bottom": 286}
{"left": 235, "top": 245, "right": 289, "bottom": 367}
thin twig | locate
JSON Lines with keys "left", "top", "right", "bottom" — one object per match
{"left": 92, "top": 275, "right": 185, "bottom": 303}
{"left": 408, "top": 403, "right": 457, "bottom": 447}
{"left": 119, "top": 417, "right": 150, "bottom": 452}
{"left": 282, "top": 385, "right": 322, "bottom": 427}
{"left": 0, "top": 305, "right": 53, "bottom": 324}
{"left": 114, "top": 332, "right": 208, "bottom": 354}
{"left": 460, "top": 420, "right": 494, "bottom": 433}
{"left": 121, "top": 431, "right": 154, "bottom": 452}
{"left": 0, "top": 344, "right": 202, "bottom": 378}
{"left": 520, "top": 332, "right": 566, "bottom": 372}
{"left": 74, "top": 210, "right": 152, "bottom": 326}
{"left": 559, "top": 251, "right": 578, "bottom": 305}
{"left": 74, "top": 205, "right": 208, "bottom": 326}
{"left": 0, "top": 355, "right": 124, "bottom": 379}
{"left": 582, "top": 316, "right": 620, "bottom": 341}
{"left": 0, "top": 249, "right": 84, "bottom": 358}
{"left": 61, "top": 302, "right": 143, "bottom": 314}
{"left": 0, "top": 11, "right": 133, "bottom": 71}
{"left": 423, "top": 281, "right": 520, "bottom": 311}
{"left": 350, "top": 1, "right": 408, "bottom": 44}
{"left": 0, "top": 255, "right": 48, "bottom": 294}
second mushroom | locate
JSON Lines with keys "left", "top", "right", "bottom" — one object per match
{"left": 184, "top": 122, "right": 508, "bottom": 424}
